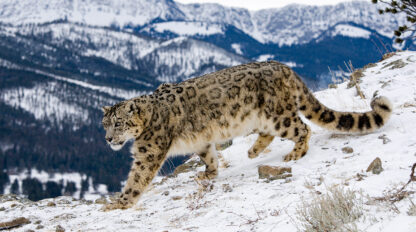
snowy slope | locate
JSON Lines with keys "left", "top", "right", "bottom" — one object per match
{"left": 143, "top": 21, "right": 225, "bottom": 37}
{"left": 140, "top": 37, "right": 246, "bottom": 82}
{"left": 332, "top": 24, "right": 372, "bottom": 39}
{"left": 1, "top": 52, "right": 416, "bottom": 231}
{"left": 0, "top": 22, "right": 247, "bottom": 83}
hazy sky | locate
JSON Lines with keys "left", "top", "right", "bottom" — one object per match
{"left": 175, "top": 0, "right": 362, "bottom": 10}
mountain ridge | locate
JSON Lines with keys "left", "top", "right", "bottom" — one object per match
{"left": 0, "top": 0, "right": 408, "bottom": 45}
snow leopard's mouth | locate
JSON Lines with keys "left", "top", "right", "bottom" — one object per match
{"left": 109, "top": 140, "right": 126, "bottom": 151}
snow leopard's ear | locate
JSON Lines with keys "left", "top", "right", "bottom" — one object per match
{"left": 102, "top": 106, "right": 111, "bottom": 114}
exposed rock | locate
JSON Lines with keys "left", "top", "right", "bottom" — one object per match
{"left": 258, "top": 165, "right": 292, "bottom": 181}
{"left": 54, "top": 213, "right": 76, "bottom": 220}
{"left": 0, "top": 217, "right": 30, "bottom": 230}
{"left": 47, "top": 201, "right": 56, "bottom": 207}
{"left": 328, "top": 83, "right": 337, "bottom": 89}
{"left": 342, "top": 146, "right": 354, "bottom": 154}
{"left": 378, "top": 134, "right": 391, "bottom": 144}
{"left": 356, "top": 173, "right": 367, "bottom": 181}
{"left": 363, "top": 62, "right": 377, "bottom": 69}
{"left": 216, "top": 140, "right": 233, "bottom": 150}
{"left": 80, "top": 199, "right": 93, "bottom": 205}
{"left": 173, "top": 159, "right": 204, "bottom": 176}
{"left": 0, "top": 194, "right": 18, "bottom": 203}
{"left": 108, "top": 192, "right": 121, "bottom": 203}
{"left": 382, "top": 59, "right": 407, "bottom": 70}
{"left": 381, "top": 52, "right": 396, "bottom": 61}
{"left": 36, "top": 225, "right": 44, "bottom": 229}
{"left": 94, "top": 196, "right": 108, "bottom": 204}
{"left": 56, "top": 225, "right": 65, "bottom": 232}
{"left": 162, "top": 191, "right": 170, "bottom": 196}
{"left": 222, "top": 183, "right": 233, "bottom": 193}
{"left": 171, "top": 196, "right": 182, "bottom": 201}
{"left": 366, "top": 157, "right": 383, "bottom": 174}
{"left": 57, "top": 199, "right": 71, "bottom": 204}
{"left": 351, "top": 68, "right": 364, "bottom": 79}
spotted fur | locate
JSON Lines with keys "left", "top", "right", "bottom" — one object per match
{"left": 101, "top": 61, "right": 392, "bottom": 210}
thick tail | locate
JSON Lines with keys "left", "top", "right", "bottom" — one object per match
{"left": 297, "top": 82, "right": 392, "bottom": 133}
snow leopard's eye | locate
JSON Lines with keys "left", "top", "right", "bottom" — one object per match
{"left": 115, "top": 122, "right": 122, "bottom": 127}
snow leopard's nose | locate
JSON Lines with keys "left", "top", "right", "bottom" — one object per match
{"left": 106, "top": 136, "right": 113, "bottom": 142}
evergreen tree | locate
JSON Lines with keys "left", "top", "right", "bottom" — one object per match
{"left": 22, "top": 177, "right": 44, "bottom": 201}
{"left": 64, "top": 181, "right": 77, "bottom": 196}
{"left": 0, "top": 170, "right": 9, "bottom": 194}
{"left": 372, "top": 0, "right": 416, "bottom": 43}
{"left": 10, "top": 179, "right": 19, "bottom": 194}
{"left": 45, "top": 181, "right": 62, "bottom": 198}
{"left": 80, "top": 178, "right": 89, "bottom": 199}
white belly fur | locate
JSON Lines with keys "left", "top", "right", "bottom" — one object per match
{"left": 167, "top": 110, "right": 265, "bottom": 156}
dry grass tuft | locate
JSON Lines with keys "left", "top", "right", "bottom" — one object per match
{"left": 296, "top": 185, "right": 363, "bottom": 232}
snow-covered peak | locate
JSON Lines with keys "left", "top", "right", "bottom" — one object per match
{"left": 0, "top": 0, "right": 406, "bottom": 46}
{"left": 0, "top": 0, "right": 185, "bottom": 26}
{"left": 249, "top": 1, "right": 406, "bottom": 44}
{"left": 143, "top": 21, "right": 225, "bottom": 36}
{"left": 332, "top": 24, "right": 372, "bottom": 39}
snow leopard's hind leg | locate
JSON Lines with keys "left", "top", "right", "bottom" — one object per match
{"left": 196, "top": 143, "right": 219, "bottom": 180}
{"left": 248, "top": 133, "right": 274, "bottom": 159}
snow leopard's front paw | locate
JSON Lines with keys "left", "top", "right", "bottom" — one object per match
{"left": 196, "top": 170, "right": 218, "bottom": 180}
{"left": 101, "top": 198, "right": 133, "bottom": 211}
{"left": 101, "top": 202, "right": 124, "bottom": 211}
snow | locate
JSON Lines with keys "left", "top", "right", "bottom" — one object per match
{"left": 0, "top": 82, "right": 90, "bottom": 125}
{"left": 152, "top": 21, "right": 224, "bottom": 36}
{"left": 3, "top": 169, "right": 106, "bottom": 200}
{"left": 1, "top": 22, "right": 246, "bottom": 84}
{"left": 0, "top": 1, "right": 408, "bottom": 46}
{"left": 256, "top": 54, "right": 274, "bottom": 62}
{"left": 0, "top": 56, "right": 146, "bottom": 100}
{"left": 181, "top": 1, "right": 408, "bottom": 45}
{"left": 231, "top": 43, "right": 243, "bottom": 55}
{"left": 0, "top": 142, "right": 13, "bottom": 153}
{"left": 13, "top": 23, "right": 160, "bottom": 71}
{"left": 150, "top": 38, "right": 245, "bottom": 83}
{"left": 0, "top": 0, "right": 185, "bottom": 27}
{"left": 282, "top": 61, "right": 303, "bottom": 68}
{"left": 1, "top": 51, "right": 416, "bottom": 231}
{"left": 332, "top": 24, "right": 371, "bottom": 39}
{"left": 255, "top": 56, "right": 303, "bottom": 68}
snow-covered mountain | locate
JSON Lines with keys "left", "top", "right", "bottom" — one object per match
{"left": 0, "top": 0, "right": 411, "bottom": 82}
{"left": 0, "top": 0, "right": 186, "bottom": 27}
{"left": 0, "top": 0, "right": 408, "bottom": 45}
{"left": 1, "top": 51, "right": 416, "bottom": 231}
{"left": 1, "top": 22, "right": 247, "bottom": 84}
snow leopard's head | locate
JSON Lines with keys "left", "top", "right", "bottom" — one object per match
{"left": 101, "top": 100, "right": 145, "bottom": 151}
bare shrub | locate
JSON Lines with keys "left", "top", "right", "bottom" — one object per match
{"left": 296, "top": 185, "right": 363, "bottom": 232}
{"left": 407, "top": 198, "right": 416, "bottom": 216}
{"left": 374, "top": 163, "right": 416, "bottom": 208}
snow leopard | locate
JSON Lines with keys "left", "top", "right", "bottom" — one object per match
{"left": 101, "top": 61, "right": 392, "bottom": 210}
